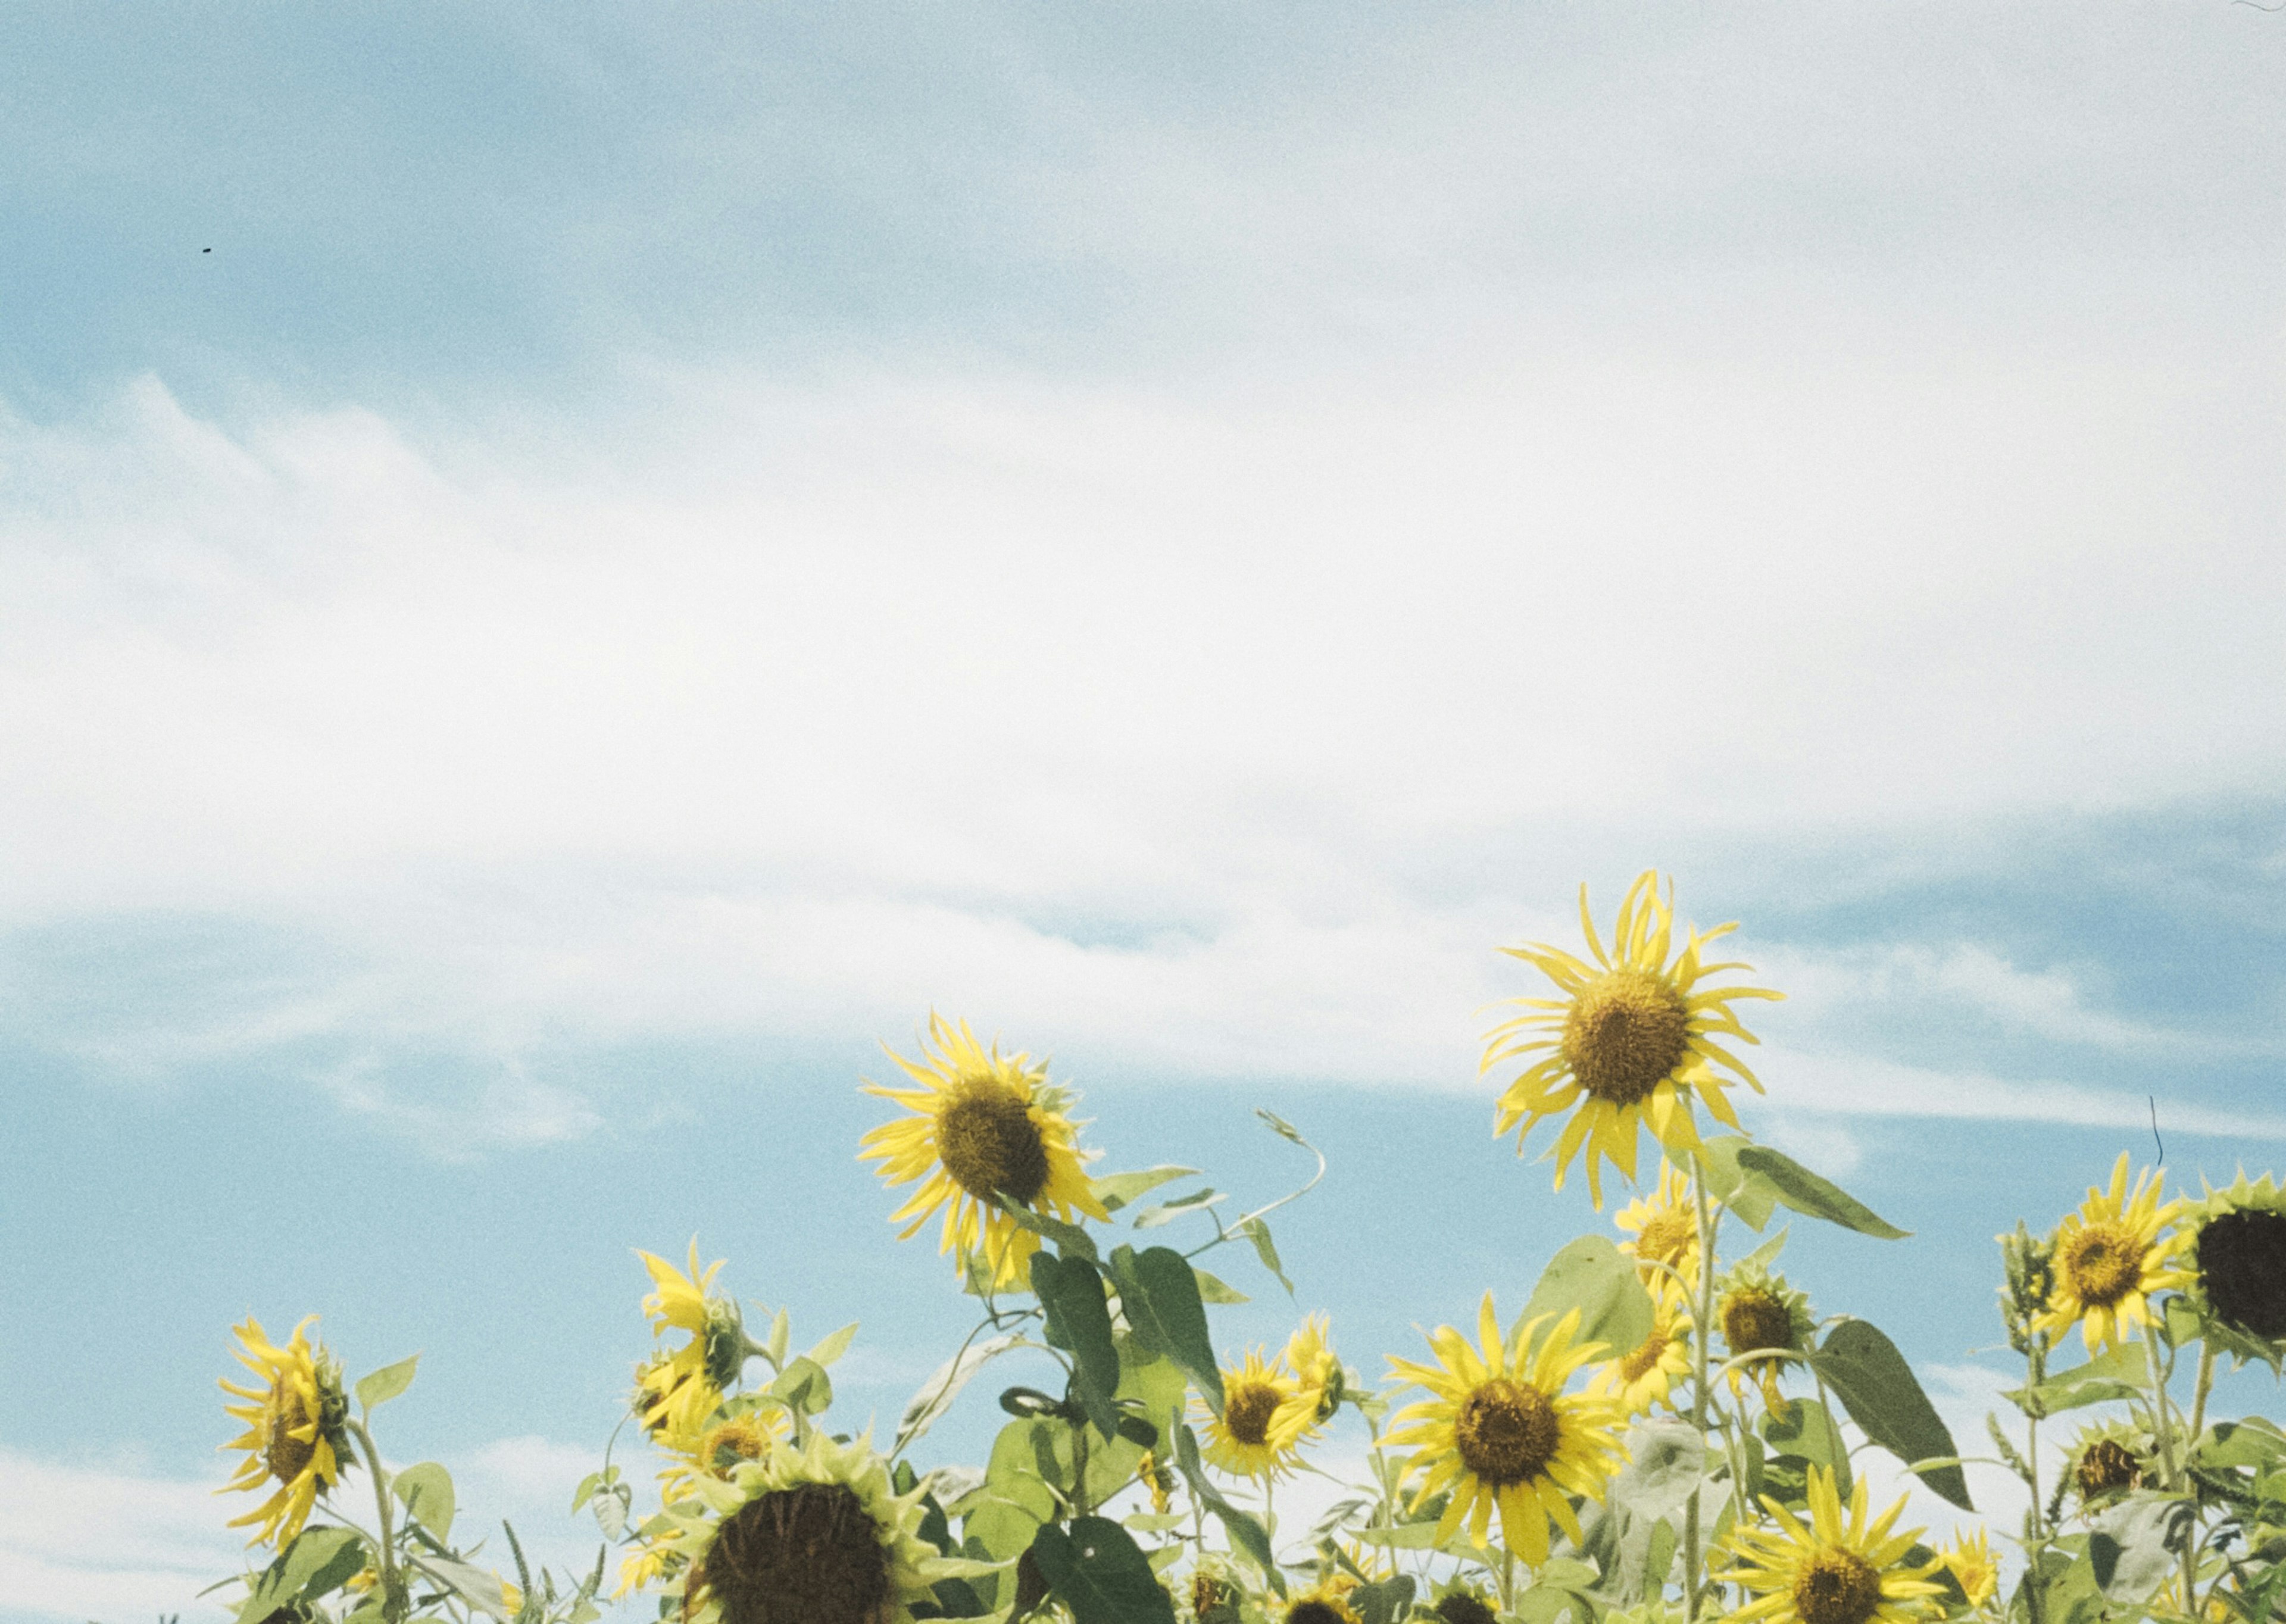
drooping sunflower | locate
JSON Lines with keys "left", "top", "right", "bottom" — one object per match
{"left": 635, "top": 1242, "right": 749, "bottom": 1436}
{"left": 1385, "top": 1298, "right": 1628, "bottom": 1561}
{"left": 1717, "top": 1262, "right": 1815, "bottom": 1410}
{"left": 1939, "top": 1528, "right": 1998, "bottom": 1609}
{"left": 2032, "top": 1152, "right": 2188, "bottom": 1354}
{"left": 1588, "top": 1310, "right": 1694, "bottom": 1416}
{"left": 1284, "top": 1575, "right": 1361, "bottom": 1624}
{"left": 218, "top": 1316, "right": 354, "bottom": 1548}
{"left": 858, "top": 1014, "right": 1108, "bottom": 1291}
{"left": 1484, "top": 872, "right": 1783, "bottom": 1207}
{"left": 657, "top": 1431, "right": 950, "bottom": 1624}
{"left": 1286, "top": 1312, "right": 1344, "bottom": 1421}
{"left": 1616, "top": 1160, "right": 1703, "bottom": 1308}
{"left": 2181, "top": 1170, "right": 2286, "bottom": 1364}
{"left": 1198, "top": 1347, "right": 1319, "bottom": 1481}
{"left": 1716, "top": 1466, "right": 1944, "bottom": 1624}
{"left": 2065, "top": 1420, "right": 2147, "bottom": 1509}
{"left": 1427, "top": 1582, "right": 1500, "bottom": 1624}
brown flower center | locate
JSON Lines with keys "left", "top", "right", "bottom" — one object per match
{"left": 2196, "top": 1209, "right": 2286, "bottom": 1342}
{"left": 1720, "top": 1287, "right": 1797, "bottom": 1356}
{"left": 1562, "top": 969, "right": 1691, "bottom": 1106}
{"left": 935, "top": 1076, "right": 1050, "bottom": 1205}
{"left": 1288, "top": 1604, "right": 1350, "bottom": 1624}
{"left": 261, "top": 1380, "right": 317, "bottom": 1486}
{"left": 1619, "top": 1329, "right": 1672, "bottom": 1384}
{"left": 1792, "top": 1546, "right": 1883, "bottom": 1624}
{"left": 700, "top": 1482, "right": 890, "bottom": 1624}
{"left": 701, "top": 1416, "right": 775, "bottom": 1476}
{"left": 1453, "top": 1378, "right": 1561, "bottom": 1486}
{"left": 2076, "top": 1438, "right": 2141, "bottom": 1499}
{"left": 1222, "top": 1378, "right": 1283, "bottom": 1448}
{"left": 1435, "top": 1597, "right": 1498, "bottom": 1624}
{"left": 2059, "top": 1222, "right": 2144, "bottom": 1310}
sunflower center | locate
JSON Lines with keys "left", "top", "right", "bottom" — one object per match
{"left": 936, "top": 1076, "right": 1051, "bottom": 1206}
{"left": 1288, "top": 1604, "right": 1349, "bottom": 1624}
{"left": 1792, "top": 1546, "right": 1883, "bottom": 1624}
{"left": 2076, "top": 1439, "right": 2141, "bottom": 1498}
{"left": 1453, "top": 1378, "right": 1561, "bottom": 1486}
{"left": 702, "top": 1417, "right": 775, "bottom": 1476}
{"left": 1619, "top": 1329, "right": 1670, "bottom": 1383}
{"left": 1223, "top": 1378, "right": 1284, "bottom": 1448}
{"left": 2059, "top": 1222, "right": 2144, "bottom": 1310}
{"left": 1635, "top": 1209, "right": 1696, "bottom": 1269}
{"left": 1562, "top": 969, "right": 1691, "bottom": 1106}
{"left": 2196, "top": 1209, "right": 2286, "bottom": 1341}
{"left": 1720, "top": 1287, "right": 1797, "bottom": 1355}
{"left": 261, "top": 1380, "right": 317, "bottom": 1486}
{"left": 702, "top": 1482, "right": 890, "bottom": 1624}
{"left": 1435, "top": 1597, "right": 1498, "bottom": 1624}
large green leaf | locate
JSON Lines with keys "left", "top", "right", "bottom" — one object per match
{"left": 354, "top": 1354, "right": 419, "bottom": 1411}
{"left": 1521, "top": 1235, "right": 1656, "bottom": 1362}
{"left": 1350, "top": 1573, "right": 1416, "bottom": 1624}
{"left": 1033, "top": 1253, "right": 1121, "bottom": 1441}
{"left": 1235, "top": 1216, "right": 1295, "bottom": 1296}
{"left": 410, "top": 1551, "right": 514, "bottom": 1620}
{"left": 1607, "top": 1418, "right": 1706, "bottom": 1523}
{"left": 1734, "top": 1146, "right": 1909, "bottom": 1239}
{"left": 1762, "top": 1400, "right": 1850, "bottom": 1496}
{"left": 766, "top": 1354, "right": 833, "bottom": 1415}
{"left": 1091, "top": 1166, "right": 1200, "bottom": 1214}
{"left": 2087, "top": 1495, "right": 2193, "bottom": 1601}
{"left": 1113, "top": 1338, "right": 1190, "bottom": 1452}
{"left": 968, "top": 1419, "right": 1061, "bottom": 1560}
{"left": 1808, "top": 1319, "right": 1971, "bottom": 1510}
{"left": 392, "top": 1460, "right": 456, "bottom": 1539}
{"left": 1108, "top": 1245, "right": 1223, "bottom": 1414}
{"left": 897, "top": 1333, "right": 1026, "bottom": 1456}
{"left": 1170, "top": 1422, "right": 1279, "bottom": 1592}
{"left": 1695, "top": 1135, "right": 1779, "bottom": 1229}
{"left": 1029, "top": 1518, "right": 1177, "bottom": 1624}
{"left": 238, "top": 1526, "right": 368, "bottom": 1620}
{"left": 1000, "top": 1201, "right": 1100, "bottom": 1261}
{"left": 2006, "top": 1343, "right": 2148, "bottom": 1419}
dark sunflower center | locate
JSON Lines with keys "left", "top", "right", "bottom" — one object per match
{"left": 2076, "top": 1439, "right": 2141, "bottom": 1498}
{"left": 1619, "top": 1329, "right": 1670, "bottom": 1383}
{"left": 2059, "top": 1222, "right": 2143, "bottom": 1309}
{"left": 1792, "top": 1547, "right": 1882, "bottom": 1624}
{"left": 1562, "top": 969, "right": 1691, "bottom": 1105}
{"left": 1288, "top": 1604, "right": 1348, "bottom": 1624}
{"left": 701, "top": 1482, "right": 890, "bottom": 1624}
{"left": 2197, "top": 1209, "right": 2286, "bottom": 1341}
{"left": 1453, "top": 1377, "right": 1561, "bottom": 1486}
{"left": 1636, "top": 1210, "right": 1696, "bottom": 1269}
{"left": 936, "top": 1076, "right": 1051, "bottom": 1205}
{"left": 1721, "top": 1288, "right": 1797, "bottom": 1355}
{"left": 1223, "top": 1378, "right": 1283, "bottom": 1448}
{"left": 1435, "top": 1597, "right": 1498, "bottom": 1624}
{"left": 261, "top": 1380, "right": 317, "bottom": 1485}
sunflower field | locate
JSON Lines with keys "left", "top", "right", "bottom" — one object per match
{"left": 208, "top": 873, "right": 2286, "bottom": 1624}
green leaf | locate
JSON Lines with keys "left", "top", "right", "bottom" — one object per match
{"left": 998, "top": 1200, "right": 1100, "bottom": 1261}
{"left": 1350, "top": 1573, "right": 1416, "bottom": 1624}
{"left": 804, "top": 1320, "right": 860, "bottom": 1368}
{"left": 765, "top": 1306, "right": 791, "bottom": 1367}
{"left": 897, "top": 1333, "right": 1026, "bottom": 1456}
{"left": 2086, "top": 1495, "right": 2193, "bottom": 1600}
{"left": 1108, "top": 1245, "right": 1224, "bottom": 1414}
{"left": 409, "top": 1552, "right": 514, "bottom": 1620}
{"left": 239, "top": 1525, "right": 369, "bottom": 1620}
{"left": 1256, "top": 1108, "right": 1307, "bottom": 1145}
{"left": 1191, "top": 1268, "right": 1250, "bottom": 1304}
{"left": 1029, "top": 1517, "right": 1177, "bottom": 1624}
{"left": 967, "top": 1419, "right": 1060, "bottom": 1560}
{"left": 1807, "top": 1319, "right": 1972, "bottom": 1510}
{"left": 1131, "top": 1188, "right": 1225, "bottom": 1229}
{"left": 1033, "top": 1252, "right": 1122, "bottom": 1441}
{"left": 1235, "top": 1216, "right": 1295, "bottom": 1296}
{"left": 767, "top": 1354, "right": 833, "bottom": 1416}
{"left": 2006, "top": 1343, "right": 2149, "bottom": 1419}
{"left": 1695, "top": 1135, "right": 1779, "bottom": 1229}
{"left": 354, "top": 1354, "right": 419, "bottom": 1411}
{"left": 1520, "top": 1235, "right": 1657, "bottom": 1363}
{"left": 1092, "top": 1165, "right": 1201, "bottom": 1214}
{"left": 1734, "top": 1145, "right": 1909, "bottom": 1239}
{"left": 2195, "top": 1416, "right": 2286, "bottom": 1470}
{"left": 1761, "top": 1401, "right": 1850, "bottom": 1495}
{"left": 1113, "top": 1336, "right": 1190, "bottom": 1453}
{"left": 1169, "top": 1422, "right": 1281, "bottom": 1593}
{"left": 1607, "top": 1417, "right": 1707, "bottom": 1523}
{"left": 392, "top": 1461, "right": 457, "bottom": 1540}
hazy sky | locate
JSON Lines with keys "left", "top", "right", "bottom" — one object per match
{"left": 4, "top": 5, "right": 2285, "bottom": 1619}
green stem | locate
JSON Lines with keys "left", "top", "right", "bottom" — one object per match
{"left": 1686, "top": 1167, "right": 1723, "bottom": 1620}
{"left": 349, "top": 1419, "right": 403, "bottom": 1622}
{"left": 2189, "top": 1341, "right": 2216, "bottom": 1444}
{"left": 2144, "top": 1333, "right": 2181, "bottom": 1489}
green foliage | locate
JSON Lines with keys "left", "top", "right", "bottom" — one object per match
{"left": 1107, "top": 1244, "right": 1223, "bottom": 1415}
{"left": 391, "top": 1461, "right": 455, "bottom": 1541}
{"left": 1029, "top": 1517, "right": 1178, "bottom": 1623}
{"left": 352, "top": 1354, "right": 419, "bottom": 1411}
{"left": 1733, "top": 1145, "right": 1909, "bottom": 1239}
{"left": 1523, "top": 1235, "right": 1658, "bottom": 1361}
{"left": 1808, "top": 1318, "right": 1972, "bottom": 1510}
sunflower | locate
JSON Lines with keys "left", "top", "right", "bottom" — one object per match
{"left": 859, "top": 1014, "right": 1109, "bottom": 1291}
{"left": 2065, "top": 1420, "right": 2147, "bottom": 1509}
{"left": 1284, "top": 1575, "right": 1361, "bottom": 1624}
{"left": 1428, "top": 1583, "right": 1500, "bottom": 1624}
{"left": 1938, "top": 1528, "right": 1998, "bottom": 1609}
{"left": 1198, "top": 1347, "right": 1319, "bottom": 1481}
{"left": 633, "top": 1352, "right": 719, "bottom": 1444}
{"left": 1385, "top": 1298, "right": 1627, "bottom": 1561}
{"left": 1717, "top": 1263, "right": 1815, "bottom": 1411}
{"left": 2032, "top": 1153, "right": 2188, "bottom": 1354}
{"left": 1286, "top": 1313, "right": 1344, "bottom": 1421}
{"left": 637, "top": 1241, "right": 752, "bottom": 1438}
{"left": 218, "top": 1316, "right": 353, "bottom": 1548}
{"left": 1616, "top": 1160, "right": 1703, "bottom": 1308}
{"left": 661, "top": 1404, "right": 792, "bottom": 1504}
{"left": 657, "top": 1431, "right": 949, "bottom": 1624}
{"left": 1484, "top": 872, "right": 1782, "bottom": 1207}
{"left": 1716, "top": 1466, "right": 1944, "bottom": 1624}
{"left": 1589, "top": 1309, "right": 1694, "bottom": 1416}
{"left": 2181, "top": 1170, "right": 2286, "bottom": 1362}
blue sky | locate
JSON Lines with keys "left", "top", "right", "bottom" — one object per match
{"left": 4, "top": 4, "right": 2286, "bottom": 1618}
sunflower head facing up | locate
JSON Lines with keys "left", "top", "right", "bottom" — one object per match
{"left": 1939, "top": 1527, "right": 1999, "bottom": 1609}
{"left": 1717, "top": 1466, "right": 1943, "bottom": 1624}
{"left": 1588, "top": 1309, "right": 1694, "bottom": 1416}
{"left": 660, "top": 1431, "right": 945, "bottom": 1624}
{"left": 2032, "top": 1153, "right": 2188, "bottom": 1354}
{"left": 1385, "top": 1297, "right": 1628, "bottom": 1562}
{"left": 1717, "top": 1262, "right": 1815, "bottom": 1410}
{"left": 2182, "top": 1170, "right": 2286, "bottom": 1362}
{"left": 1483, "top": 872, "right": 1782, "bottom": 1207}
{"left": 1285, "top": 1313, "right": 1344, "bottom": 1421}
{"left": 1616, "top": 1159, "right": 1703, "bottom": 1307}
{"left": 218, "top": 1316, "right": 353, "bottom": 1548}
{"left": 1199, "top": 1347, "right": 1318, "bottom": 1481}
{"left": 858, "top": 1014, "right": 1109, "bottom": 1291}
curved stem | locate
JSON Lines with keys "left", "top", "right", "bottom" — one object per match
{"left": 1685, "top": 1168, "right": 1723, "bottom": 1620}
{"left": 349, "top": 1419, "right": 403, "bottom": 1622}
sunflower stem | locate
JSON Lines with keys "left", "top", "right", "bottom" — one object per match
{"left": 2143, "top": 1331, "right": 2182, "bottom": 1489}
{"left": 349, "top": 1417, "right": 405, "bottom": 1623}
{"left": 2188, "top": 1339, "right": 2215, "bottom": 1445}
{"left": 1685, "top": 1166, "right": 1722, "bottom": 1620}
